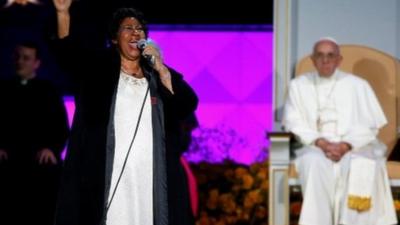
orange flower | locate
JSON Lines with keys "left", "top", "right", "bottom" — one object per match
{"left": 243, "top": 190, "right": 259, "bottom": 209}
{"left": 232, "top": 184, "right": 241, "bottom": 193}
{"left": 234, "top": 167, "right": 248, "bottom": 179}
{"left": 394, "top": 200, "right": 400, "bottom": 211}
{"left": 260, "top": 179, "right": 268, "bottom": 190}
{"left": 241, "top": 174, "right": 254, "bottom": 190}
{"left": 207, "top": 189, "right": 219, "bottom": 210}
{"left": 237, "top": 210, "right": 250, "bottom": 221}
{"left": 194, "top": 160, "right": 269, "bottom": 224}
{"left": 255, "top": 206, "right": 267, "bottom": 219}
{"left": 219, "top": 193, "right": 236, "bottom": 213}
{"left": 256, "top": 167, "right": 268, "bottom": 180}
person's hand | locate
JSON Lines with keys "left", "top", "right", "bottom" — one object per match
{"left": 316, "top": 138, "right": 347, "bottom": 162}
{"left": 324, "top": 142, "right": 351, "bottom": 162}
{"left": 141, "top": 44, "right": 164, "bottom": 71}
{"left": 142, "top": 44, "right": 174, "bottom": 93}
{"left": 325, "top": 144, "right": 341, "bottom": 162}
{"left": 315, "top": 138, "right": 329, "bottom": 150}
{"left": 53, "top": 0, "right": 72, "bottom": 13}
{"left": 53, "top": 0, "right": 72, "bottom": 38}
{"left": 315, "top": 138, "right": 334, "bottom": 156}
{"left": 336, "top": 141, "right": 351, "bottom": 158}
{"left": 36, "top": 148, "right": 58, "bottom": 165}
{"left": 0, "top": 149, "right": 8, "bottom": 163}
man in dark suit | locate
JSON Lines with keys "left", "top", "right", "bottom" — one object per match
{"left": 0, "top": 41, "right": 69, "bottom": 225}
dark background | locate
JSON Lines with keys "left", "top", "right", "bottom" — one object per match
{"left": 0, "top": 0, "right": 273, "bottom": 94}
{"left": 0, "top": 0, "right": 273, "bottom": 24}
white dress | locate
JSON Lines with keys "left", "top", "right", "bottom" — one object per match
{"left": 106, "top": 71, "right": 154, "bottom": 225}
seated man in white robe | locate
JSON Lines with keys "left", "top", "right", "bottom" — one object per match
{"left": 282, "top": 37, "right": 398, "bottom": 225}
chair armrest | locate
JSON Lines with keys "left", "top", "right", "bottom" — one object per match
{"left": 267, "top": 131, "right": 292, "bottom": 225}
{"left": 267, "top": 132, "right": 293, "bottom": 165}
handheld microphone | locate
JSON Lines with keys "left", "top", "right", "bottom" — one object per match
{"left": 137, "top": 39, "right": 155, "bottom": 66}
{"left": 137, "top": 39, "right": 147, "bottom": 51}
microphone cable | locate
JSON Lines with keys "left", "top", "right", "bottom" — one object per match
{"left": 101, "top": 83, "right": 150, "bottom": 224}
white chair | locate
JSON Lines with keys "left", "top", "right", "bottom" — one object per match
{"left": 268, "top": 44, "right": 400, "bottom": 225}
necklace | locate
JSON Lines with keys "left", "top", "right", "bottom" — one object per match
{"left": 314, "top": 74, "right": 338, "bottom": 132}
{"left": 120, "top": 65, "right": 143, "bottom": 78}
{"left": 120, "top": 70, "right": 147, "bottom": 86}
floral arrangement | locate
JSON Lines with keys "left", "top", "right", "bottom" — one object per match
{"left": 193, "top": 160, "right": 268, "bottom": 225}
{"left": 184, "top": 125, "right": 248, "bottom": 163}
{"left": 190, "top": 161, "right": 399, "bottom": 225}
{"left": 394, "top": 188, "right": 400, "bottom": 222}
{"left": 184, "top": 125, "right": 267, "bottom": 164}
{"left": 395, "top": 199, "right": 400, "bottom": 214}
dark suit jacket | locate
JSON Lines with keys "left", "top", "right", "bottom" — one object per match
{"left": 50, "top": 35, "right": 198, "bottom": 225}
{"left": 0, "top": 77, "right": 69, "bottom": 225}
{"left": 0, "top": 77, "right": 69, "bottom": 163}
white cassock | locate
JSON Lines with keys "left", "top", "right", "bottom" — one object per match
{"left": 282, "top": 69, "right": 397, "bottom": 225}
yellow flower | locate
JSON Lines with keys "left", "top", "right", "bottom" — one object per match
{"left": 394, "top": 200, "right": 400, "bottom": 211}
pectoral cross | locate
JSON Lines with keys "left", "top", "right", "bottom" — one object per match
{"left": 317, "top": 116, "right": 322, "bottom": 132}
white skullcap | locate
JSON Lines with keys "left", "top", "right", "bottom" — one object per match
{"left": 313, "top": 37, "right": 340, "bottom": 53}
{"left": 316, "top": 36, "right": 339, "bottom": 45}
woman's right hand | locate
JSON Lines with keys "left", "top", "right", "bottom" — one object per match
{"left": 53, "top": 0, "right": 72, "bottom": 38}
{"left": 53, "top": 0, "right": 72, "bottom": 13}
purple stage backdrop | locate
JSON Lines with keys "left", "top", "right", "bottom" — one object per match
{"left": 63, "top": 26, "right": 273, "bottom": 165}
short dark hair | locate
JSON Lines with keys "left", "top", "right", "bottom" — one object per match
{"left": 17, "top": 41, "right": 41, "bottom": 59}
{"left": 109, "top": 8, "right": 149, "bottom": 40}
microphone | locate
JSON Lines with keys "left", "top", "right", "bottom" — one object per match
{"left": 137, "top": 39, "right": 147, "bottom": 51}
{"left": 137, "top": 39, "right": 155, "bottom": 66}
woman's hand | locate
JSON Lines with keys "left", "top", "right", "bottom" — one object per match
{"left": 53, "top": 0, "right": 72, "bottom": 38}
{"left": 142, "top": 44, "right": 174, "bottom": 93}
{"left": 53, "top": 0, "right": 72, "bottom": 13}
{"left": 36, "top": 148, "right": 58, "bottom": 165}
